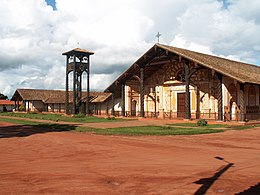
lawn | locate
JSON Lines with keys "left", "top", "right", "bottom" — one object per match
{"left": 0, "top": 112, "right": 127, "bottom": 123}
{"left": 168, "top": 123, "right": 228, "bottom": 128}
{"left": 0, "top": 116, "right": 258, "bottom": 136}
{"left": 0, "top": 117, "right": 224, "bottom": 136}
{"left": 75, "top": 125, "right": 224, "bottom": 136}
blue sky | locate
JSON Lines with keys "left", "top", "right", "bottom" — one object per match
{"left": 45, "top": 0, "right": 56, "bottom": 10}
{"left": 0, "top": 0, "right": 260, "bottom": 97}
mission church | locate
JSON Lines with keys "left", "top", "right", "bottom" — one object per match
{"left": 11, "top": 43, "right": 260, "bottom": 121}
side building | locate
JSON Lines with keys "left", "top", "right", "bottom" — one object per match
{"left": 11, "top": 89, "right": 112, "bottom": 115}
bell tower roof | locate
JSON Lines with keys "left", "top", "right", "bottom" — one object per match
{"left": 62, "top": 48, "right": 94, "bottom": 56}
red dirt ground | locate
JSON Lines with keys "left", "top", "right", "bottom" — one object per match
{"left": 0, "top": 121, "right": 260, "bottom": 194}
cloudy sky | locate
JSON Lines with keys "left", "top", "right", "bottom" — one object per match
{"left": 1, "top": 0, "right": 260, "bottom": 98}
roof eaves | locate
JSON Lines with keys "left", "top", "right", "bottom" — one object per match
{"left": 156, "top": 44, "right": 246, "bottom": 83}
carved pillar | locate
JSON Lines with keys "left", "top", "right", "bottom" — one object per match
{"left": 184, "top": 60, "right": 191, "bottom": 119}
{"left": 121, "top": 84, "right": 125, "bottom": 116}
{"left": 196, "top": 87, "right": 200, "bottom": 119}
{"left": 217, "top": 73, "right": 223, "bottom": 121}
{"left": 111, "top": 92, "right": 115, "bottom": 116}
{"left": 239, "top": 83, "right": 245, "bottom": 121}
{"left": 140, "top": 67, "right": 145, "bottom": 117}
{"left": 154, "top": 92, "right": 157, "bottom": 118}
{"left": 17, "top": 98, "right": 20, "bottom": 111}
{"left": 86, "top": 62, "right": 90, "bottom": 115}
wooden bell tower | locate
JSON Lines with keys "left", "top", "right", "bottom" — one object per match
{"left": 62, "top": 48, "right": 94, "bottom": 115}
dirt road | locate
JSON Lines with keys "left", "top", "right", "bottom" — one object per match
{"left": 0, "top": 121, "right": 259, "bottom": 194}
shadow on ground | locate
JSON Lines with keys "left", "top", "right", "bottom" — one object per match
{"left": 0, "top": 124, "right": 77, "bottom": 138}
{"left": 194, "top": 157, "right": 234, "bottom": 195}
{"left": 235, "top": 183, "right": 260, "bottom": 194}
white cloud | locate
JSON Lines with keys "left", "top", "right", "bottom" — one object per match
{"left": 0, "top": 0, "right": 260, "bottom": 98}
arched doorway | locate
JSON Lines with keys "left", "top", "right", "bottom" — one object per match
{"left": 228, "top": 84, "right": 237, "bottom": 120}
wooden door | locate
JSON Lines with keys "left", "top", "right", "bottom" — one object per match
{"left": 131, "top": 100, "right": 137, "bottom": 116}
{"left": 177, "top": 93, "right": 185, "bottom": 118}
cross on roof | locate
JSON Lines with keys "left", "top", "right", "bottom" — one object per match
{"left": 155, "top": 32, "right": 162, "bottom": 43}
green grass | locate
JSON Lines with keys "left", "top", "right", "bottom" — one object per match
{"left": 74, "top": 125, "right": 224, "bottom": 136}
{"left": 227, "top": 124, "right": 260, "bottom": 130}
{"left": 0, "top": 116, "right": 46, "bottom": 125}
{"left": 0, "top": 112, "right": 128, "bottom": 123}
{"left": 1, "top": 116, "right": 258, "bottom": 136}
{"left": 168, "top": 123, "right": 228, "bottom": 128}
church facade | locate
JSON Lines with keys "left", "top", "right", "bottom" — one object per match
{"left": 105, "top": 44, "right": 260, "bottom": 121}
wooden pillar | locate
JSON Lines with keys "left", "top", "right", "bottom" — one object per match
{"left": 86, "top": 62, "right": 90, "bottom": 115}
{"left": 111, "top": 92, "right": 115, "bottom": 116}
{"left": 14, "top": 100, "right": 17, "bottom": 111}
{"left": 17, "top": 98, "right": 20, "bottom": 111}
{"left": 239, "top": 83, "right": 245, "bottom": 121}
{"left": 65, "top": 56, "right": 69, "bottom": 114}
{"left": 217, "top": 73, "right": 223, "bottom": 121}
{"left": 72, "top": 55, "right": 77, "bottom": 114}
{"left": 154, "top": 92, "right": 157, "bottom": 118}
{"left": 196, "top": 87, "right": 200, "bottom": 119}
{"left": 184, "top": 60, "right": 191, "bottom": 119}
{"left": 27, "top": 100, "right": 30, "bottom": 112}
{"left": 106, "top": 102, "right": 109, "bottom": 115}
{"left": 121, "top": 84, "right": 125, "bottom": 116}
{"left": 140, "top": 67, "right": 145, "bottom": 117}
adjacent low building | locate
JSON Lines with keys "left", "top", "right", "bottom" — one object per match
{"left": 0, "top": 100, "right": 16, "bottom": 112}
{"left": 11, "top": 89, "right": 112, "bottom": 115}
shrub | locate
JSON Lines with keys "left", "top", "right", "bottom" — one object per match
{"left": 19, "top": 104, "right": 25, "bottom": 111}
{"left": 29, "top": 111, "right": 38, "bottom": 114}
{"left": 107, "top": 116, "right": 116, "bottom": 120}
{"left": 73, "top": 113, "right": 86, "bottom": 118}
{"left": 197, "top": 119, "right": 208, "bottom": 126}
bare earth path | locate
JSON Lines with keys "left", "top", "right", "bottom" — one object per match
{"left": 0, "top": 121, "right": 259, "bottom": 194}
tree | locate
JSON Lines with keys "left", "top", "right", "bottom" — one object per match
{"left": 0, "top": 93, "right": 8, "bottom": 100}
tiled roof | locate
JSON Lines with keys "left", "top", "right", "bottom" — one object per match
{"left": 0, "top": 100, "right": 16, "bottom": 105}
{"left": 11, "top": 89, "right": 111, "bottom": 103}
{"left": 157, "top": 44, "right": 260, "bottom": 84}
{"left": 62, "top": 48, "right": 94, "bottom": 55}
{"left": 106, "top": 44, "right": 260, "bottom": 92}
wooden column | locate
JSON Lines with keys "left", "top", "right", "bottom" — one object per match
{"left": 27, "top": 100, "right": 30, "bottom": 112}
{"left": 217, "top": 73, "right": 223, "bottom": 121}
{"left": 140, "top": 67, "right": 145, "bottom": 117}
{"left": 17, "top": 98, "right": 20, "bottom": 111}
{"left": 154, "top": 91, "right": 157, "bottom": 118}
{"left": 184, "top": 60, "right": 191, "bottom": 119}
{"left": 65, "top": 56, "right": 69, "bottom": 114}
{"left": 121, "top": 84, "right": 125, "bottom": 116}
{"left": 196, "top": 87, "right": 200, "bottom": 119}
{"left": 239, "top": 83, "right": 245, "bottom": 121}
{"left": 14, "top": 100, "right": 17, "bottom": 111}
{"left": 72, "top": 55, "right": 77, "bottom": 114}
{"left": 111, "top": 92, "right": 115, "bottom": 116}
{"left": 106, "top": 102, "right": 109, "bottom": 115}
{"left": 86, "top": 62, "right": 90, "bottom": 115}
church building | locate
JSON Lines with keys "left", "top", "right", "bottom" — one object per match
{"left": 105, "top": 43, "right": 260, "bottom": 121}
